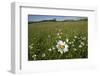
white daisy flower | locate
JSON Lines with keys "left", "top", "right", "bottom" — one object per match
{"left": 82, "top": 37, "right": 86, "bottom": 40}
{"left": 52, "top": 46, "right": 55, "bottom": 50}
{"left": 56, "top": 40, "right": 69, "bottom": 54}
{"left": 74, "top": 36, "right": 77, "bottom": 38}
{"left": 29, "top": 44, "right": 33, "bottom": 50}
{"left": 32, "top": 54, "right": 36, "bottom": 60}
{"left": 73, "top": 39, "right": 75, "bottom": 42}
{"left": 48, "top": 35, "right": 51, "bottom": 38}
{"left": 81, "top": 42, "right": 84, "bottom": 46}
{"left": 57, "top": 33, "right": 60, "bottom": 36}
{"left": 48, "top": 48, "right": 52, "bottom": 51}
{"left": 71, "top": 41, "right": 74, "bottom": 44}
{"left": 79, "top": 45, "right": 82, "bottom": 48}
{"left": 42, "top": 53, "right": 46, "bottom": 57}
{"left": 32, "top": 54, "right": 36, "bottom": 57}
{"left": 66, "top": 38, "right": 69, "bottom": 42}
{"left": 58, "top": 36, "right": 61, "bottom": 39}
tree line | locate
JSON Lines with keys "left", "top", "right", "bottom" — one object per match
{"left": 28, "top": 18, "right": 88, "bottom": 24}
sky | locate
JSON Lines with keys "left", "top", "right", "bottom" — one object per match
{"left": 28, "top": 15, "right": 86, "bottom": 22}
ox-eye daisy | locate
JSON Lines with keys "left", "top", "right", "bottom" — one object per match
{"left": 56, "top": 40, "right": 69, "bottom": 54}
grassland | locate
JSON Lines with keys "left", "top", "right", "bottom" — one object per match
{"left": 28, "top": 21, "right": 88, "bottom": 61}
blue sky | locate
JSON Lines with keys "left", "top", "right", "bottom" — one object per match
{"left": 28, "top": 15, "right": 86, "bottom": 22}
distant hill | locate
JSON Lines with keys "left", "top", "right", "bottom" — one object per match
{"left": 28, "top": 18, "right": 88, "bottom": 24}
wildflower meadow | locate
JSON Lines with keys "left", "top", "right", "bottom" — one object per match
{"left": 28, "top": 15, "right": 88, "bottom": 61}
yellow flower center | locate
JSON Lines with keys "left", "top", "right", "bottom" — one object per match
{"left": 59, "top": 45, "right": 65, "bottom": 49}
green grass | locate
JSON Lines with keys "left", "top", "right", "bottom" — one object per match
{"left": 28, "top": 21, "right": 88, "bottom": 61}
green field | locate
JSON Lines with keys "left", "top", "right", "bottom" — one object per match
{"left": 28, "top": 21, "right": 88, "bottom": 61}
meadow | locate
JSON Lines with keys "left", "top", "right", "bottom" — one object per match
{"left": 28, "top": 21, "right": 88, "bottom": 61}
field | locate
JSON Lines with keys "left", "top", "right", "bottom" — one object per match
{"left": 28, "top": 21, "right": 88, "bottom": 61}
